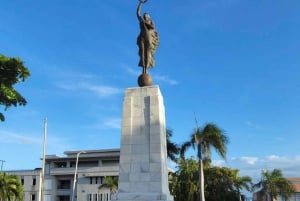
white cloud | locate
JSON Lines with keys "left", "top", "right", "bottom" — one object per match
{"left": 58, "top": 71, "right": 97, "bottom": 80}
{"left": 0, "top": 130, "right": 71, "bottom": 153}
{"left": 56, "top": 82, "right": 75, "bottom": 90}
{"left": 240, "top": 156, "right": 259, "bottom": 165}
{"left": 226, "top": 155, "right": 300, "bottom": 180}
{"left": 244, "top": 121, "right": 254, "bottom": 126}
{"left": 212, "top": 159, "right": 225, "bottom": 166}
{"left": 266, "top": 155, "right": 280, "bottom": 160}
{"left": 244, "top": 121, "right": 261, "bottom": 129}
{"left": 102, "top": 118, "right": 121, "bottom": 129}
{"left": 79, "top": 82, "right": 122, "bottom": 97}
{"left": 153, "top": 75, "right": 179, "bottom": 85}
{"left": 45, "top": 135, "right": 72, "bottom": 157}
{"left": 53, "top": 68, "right": 122, "bottom": 97}
{"left": 127, "top": 68, "right": 140, "bottom": 76}
{"left": 0, "top": 131, "right": 41, "bottom": 145}
{"left": 56, "top": 82, "right": 122, "bottom": 97}
{"left": 85, "top": 118, "right": 121, "bottom": 130}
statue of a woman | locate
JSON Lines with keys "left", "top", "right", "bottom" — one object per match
{"left": 136, "top": 0, "right": 159, "bottom": 75}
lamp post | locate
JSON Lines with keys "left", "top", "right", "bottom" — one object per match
{"left": 71, "top": 151, "right": 86, "bottom": 201}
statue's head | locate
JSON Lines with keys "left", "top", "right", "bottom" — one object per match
{"left": 143, "top": 13, "right": 151, "bottom": 20}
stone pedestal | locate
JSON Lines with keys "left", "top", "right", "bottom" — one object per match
{"left": 113, "top": 86, "right": 173, "bottom": 201}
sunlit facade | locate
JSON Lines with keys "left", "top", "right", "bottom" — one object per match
{"left": 7, "top": 149, "right": 120, "bottom": 201}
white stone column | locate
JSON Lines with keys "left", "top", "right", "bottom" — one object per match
{"left": 113, "top": 86, "right": 173, "bottom": 201}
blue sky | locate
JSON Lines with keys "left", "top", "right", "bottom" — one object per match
{"left": 1, "top": 0, "right": 300, "bottom": 183}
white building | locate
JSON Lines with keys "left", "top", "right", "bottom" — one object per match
{"left": 6, "top": 168, "right": 42, "bottom": 201}
{"left": 7, "top": 149, "right": 120, "bottom": 201}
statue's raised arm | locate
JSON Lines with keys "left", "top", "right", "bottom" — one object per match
{"left": 136, "top": 0, "right": 147, "bottom": 21}
{"left": 136, "top": 0, "right": 159, "bottom": 86}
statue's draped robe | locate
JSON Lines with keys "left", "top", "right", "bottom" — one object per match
{"left": 137, "top": 19, "right": 159, "bottom": 68}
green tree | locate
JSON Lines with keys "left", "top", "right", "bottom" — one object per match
{"left": 166, "top": 128, "right": 179, "bottom": 162}
{"left": 98, "top": 176, "right": 118, "bottom": 198}
{"left": 253, "top": 169, "right": 294, "bottom": 201}
{"left": 205, "top": 166, "right": 252, "bottom": 201}
{"left": 181, "top": 122, "right": 229, "bottom": 201}
{"left": 169, "top": 157, "right": 199, "bottom": 201}
{"left": 0, "top": 54, "right": 30, "bottom": 121}
{"left": 0, "top": 172, "right": 24, "bottom": 201}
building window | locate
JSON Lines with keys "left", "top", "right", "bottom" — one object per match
{"left": 98, "top": 193, "right": 109, "bottom": 201}
{"left": 102, "top": 159, "right": 119, "bottom": 166}
{"left": 54, "top": 161, "right": 67, "bottom": 168}
{"left": 57, "top": 180, "right": 71, "bottom": 189}
{"left": 89, "top": 177, "right": 101, "bottom": 184}
{"left": 31, "top": 193, "right": 36, "bottom": 201}
{"left": 57, "top": 195, "right": 69, "bottom": 201}
{"left": 93, "top": 194, "right": 98, "bottom": 201}
{"left": 32, "top": 176, "right": 36, "bottom": 186}
{"left": 88, "top": 194, "right": 92, "bottom": 201}
{"left": 98, "top": 193, "right": 110, "bottom": 201}
{"left": 21, "top": 177, "right": 24, "bottom": 185}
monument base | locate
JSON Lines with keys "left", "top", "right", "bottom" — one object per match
{"left": 113, "top": 86, "right": 173, "bottom": 201}
{"left": 112, "top": 192, "right": 173, "bottom": 201}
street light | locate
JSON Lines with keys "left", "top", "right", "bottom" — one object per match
{"left": 71, "top": 151, "right": 86, "bottom": 201}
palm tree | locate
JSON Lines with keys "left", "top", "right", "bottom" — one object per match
{"left": 98, "top": 176, "right": 118, "bottom": 199}
{"left": 166, "top": 128, "right": 179, "bottom": 162}
{"left": 180, "top": 122, "right": 229, "bottom": 201}
{"left": 253, "top": 169, "right": 294, "bottom": 201}
{"left": 0, "top": 172, "right": 24, "bottom": 201}
{"left": 232, "top": 169, "right": 252, "bottom": 201}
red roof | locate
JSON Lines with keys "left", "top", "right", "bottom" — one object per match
{"left": 287, "top": 178, "right": 300, "bottom": 192}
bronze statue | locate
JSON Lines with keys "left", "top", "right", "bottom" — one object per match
{"left": 136, "top": 0, "right": 159, "bottom": 87}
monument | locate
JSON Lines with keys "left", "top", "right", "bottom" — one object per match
{"left": 111, "top": 1, "right": 173, "bottom": 201}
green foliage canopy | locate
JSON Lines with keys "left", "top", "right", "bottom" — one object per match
{"left": 0, "top": 54, "right": 30, "bottom": 121}
{"left": 169, "top": 157, "right": 252, "bottom": 201}
{"left": 205, "top": 166, "right": 252, "bottom": 201}
{"left": 169, "top": 157, "right": 199, "bottom": 201}
{"left": 166, "top": 128, "right": 180, "bottom": 162}
{"left": 0, "top": 172, "right": 24, "bottom": 201}
{"left": 253, "top": 169, "right": 295, "bottom": 201}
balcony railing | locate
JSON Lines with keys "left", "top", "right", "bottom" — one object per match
{"left": 50, "top": 166, "right": 119, "bottom": 176}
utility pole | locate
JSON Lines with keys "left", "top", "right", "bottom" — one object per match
{"left": 0, "top": 160, "right": 5, "bottom": 171}
{"left": 38, "top": 118, "right": 47, "bottom": 201}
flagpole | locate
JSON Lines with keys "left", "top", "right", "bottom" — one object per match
{"left": 39, "top": 118, "right": 47, "bottom": 201}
